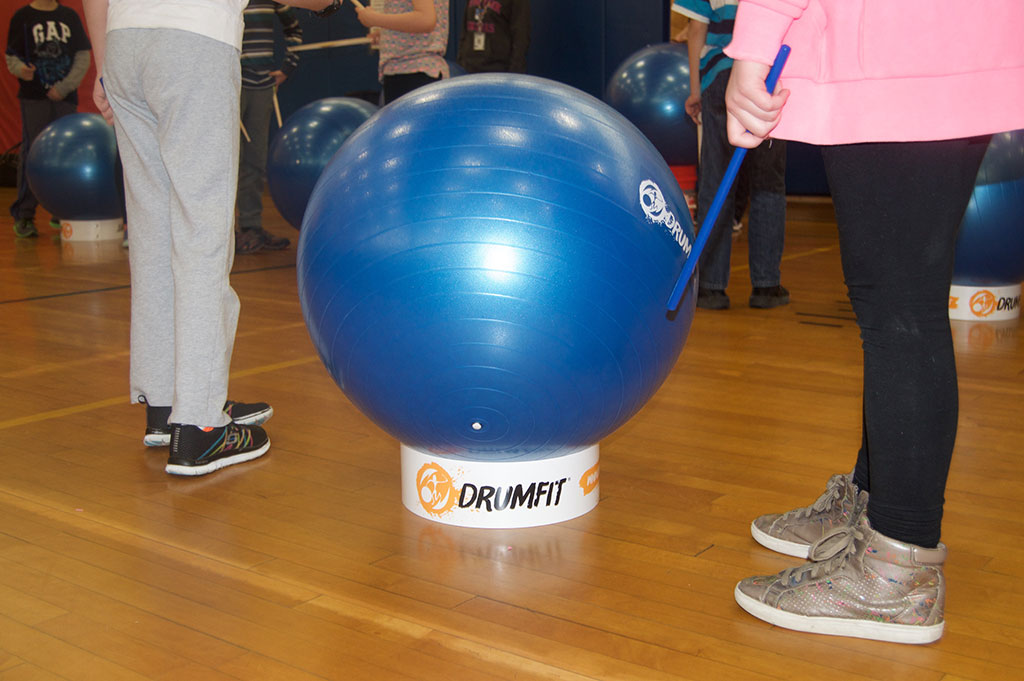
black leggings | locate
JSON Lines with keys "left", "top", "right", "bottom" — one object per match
{"left": 382, "top": 72, "right": 442, "bottom": 105}
{"left": 821, "top": 137, "right": 989, "bottom": 548}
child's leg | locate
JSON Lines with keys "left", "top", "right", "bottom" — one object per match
{"left": 236, "top": 86, "right": 274, "bottom": 232}
{"left": 11, "top": 99, "right": 73, "bottom": 220}
{"left": 821, "top": 137, "right": 989, "bottom": 547}
{"left": 693, "top": 71, "right": 737, "bottom": 292}
{"left": 106, "top": 28, "right": 242, "bottom": 428}
{"left": 745, "top": 139, "right": 787, "bottom": 289}
{"left": 103, "top": 31, "right": 176, "bottom": 411}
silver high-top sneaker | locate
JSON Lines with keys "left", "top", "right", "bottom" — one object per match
{"left": 751, "top": 473, "right": 867, "bottom": 558}
{"left": 735, "top": 512, "right": 947, "bottom": 644}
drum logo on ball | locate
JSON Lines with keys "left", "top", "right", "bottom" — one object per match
{"left": 639, "top": 179, "right": 691, "bottom": 254}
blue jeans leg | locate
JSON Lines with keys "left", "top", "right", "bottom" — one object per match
{"left": 695, "top": 71, "right": 786, "bottom": 290}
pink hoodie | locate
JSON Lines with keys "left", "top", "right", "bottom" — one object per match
{"left": 724, "top": 0, "right": 1024, "bottom": 144}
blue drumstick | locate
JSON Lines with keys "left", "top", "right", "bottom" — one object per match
{"left": 666, "top": 45, "right": 791, "bottom": 312}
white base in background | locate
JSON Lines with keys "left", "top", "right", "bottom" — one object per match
{"left": 60, "top": 219, "right": 123, "bottom": 242}
{"left": 949, "top": 283, "right": 1021, "bottom": 321}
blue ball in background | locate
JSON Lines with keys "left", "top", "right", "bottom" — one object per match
{"left": 267, "top": 97, "right": 378, "bottom": 230}
{"left": 953, "top": 129, "right": 1024, "bottom": 285}
{"left": 25, "top": 113, "right": 124, "bottom": 220}
{"left": 298, "top": 74, "right": 697, "bottom": 461}
{"left": 604, "top": 43, "right": 699, "bottom": 167}
{"left": 446, "top": 59, "right": 468, "bottom": 77}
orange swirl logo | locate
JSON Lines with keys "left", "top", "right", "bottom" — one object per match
{"left": 416, "top": 463, "right": 458, "bottom": 517}
{"left": 969, "top": 290, "right": 996, "bottom": 318}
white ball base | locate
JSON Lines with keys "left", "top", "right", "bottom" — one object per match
{"left": 59, "top": 218, "right": 124, "bottom": 242}
{"left": 949, "top": 283, "right": 1021, "bottom": 321}
{"left": 400, "top": 444, "right": 600, "bottom": 528}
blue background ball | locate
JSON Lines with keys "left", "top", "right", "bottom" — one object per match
{"left": 604, "top": 43, "right": 699, "bottom": 167}
{"left": 297, "top": 74, "right": 697, "bottom": 461}
{"left": 446, "top": 59, "right": 468, "bottom": 77}
{"left": 267, "top": 97, "right": 378, "bottom": 230}
{"left": 25, "top": 113, "right": 124, "bottom": 221}
{"left": 953, "top": 129, "right": 1024, "bottom": 285}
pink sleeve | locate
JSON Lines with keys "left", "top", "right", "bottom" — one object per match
{"left": 724, "top": 0, "right": 808, "bottom": 65}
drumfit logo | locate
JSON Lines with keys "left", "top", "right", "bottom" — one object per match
{"left": 416, "top": 461, "right": 572, "bottom": 517}
{"left": 459, "top": 478, "right": 570, "bottom": 512}
{"left": 969, "top": 290, "right": 997, "bottom": 317}
{"left": 640, "top": 180, "right": 692, "bottom": 255}
{"left": 416, "top": 463, "right": 459, "bottom": 517}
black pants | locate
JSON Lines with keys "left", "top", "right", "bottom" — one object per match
{"left": 11, "top": 98, "right": 76, "bottom": 219}
{"left": 821, "top": 137, "right": 989, "bottom": 547}
{"left": 382, "top": 72, "right": 441, "bottom": 105}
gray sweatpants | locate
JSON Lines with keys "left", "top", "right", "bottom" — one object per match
{"left": 104, "top": 28, "right": 241, "bottom": 428}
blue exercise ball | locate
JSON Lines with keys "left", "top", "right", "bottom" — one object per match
{"left": 25, "top": 112, "right": 124, "bottom": 220}
{"left": 298, "top": 74, "right": 698, "bottom": 461}
{"left": 605, "top": 43, "right": 699, "bottom": 167}
{"left": 953, "top": 129, "right": 1024, "bottom": 285}
{"left": 267, "top": 97, "right": 378, "bottom": 229}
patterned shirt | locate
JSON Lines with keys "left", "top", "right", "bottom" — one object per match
{"left": 378, "top": 0, "right": 449, "bottom": 80}
{"left": 672, "top": 0, "right": 737, "bottom": 93}
{"left": 240, "top": 0, "right": 302, "bottom": 89}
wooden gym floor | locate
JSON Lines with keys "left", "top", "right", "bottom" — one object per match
{"left": 0, "top": 186, "right": 1022, "bottom": 681}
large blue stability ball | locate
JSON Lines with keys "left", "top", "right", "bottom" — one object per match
{"left": 605, "top": 43, "right": 699, "bottom": 167}
{"left": 267, "top": 97, "right": 378, "bottom": 229}
{"left": 298, "top": 74, "right": 698, "bottom": 461}
{"left": 26, "top": 113, "right": 124, "bottom": 220}
{"left": 953, "top": 129, "right": 1024, "bottom": 285}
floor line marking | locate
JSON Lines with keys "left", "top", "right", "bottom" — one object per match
{"left": 730, "top": 244, "right": 837, "bottom": 274}
{"left": 0, "top": 355, "right": 320, "bottom": 431}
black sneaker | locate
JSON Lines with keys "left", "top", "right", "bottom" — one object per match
{"left": 144, "top": 400, "right": 274, "bottom": 447}
{"left": 13, "top": 218, "right": 37, "bottom": 238}
{"left": 166, "top": 422, "right": 270, "bottom": 476}
{"left": 256, "top": 227, "right": 290, "bottom": 251}
{"left": 749, "top": 285, "right": 790, "bottom": 309}
{"left": 697, "top": 288, "right": 730, "bottom": 310}
{"left": 235, "top": 228, "right": 266, "bottom": 255}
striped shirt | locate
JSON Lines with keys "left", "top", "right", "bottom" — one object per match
{"left": 240, "top": 0, "right": 302, "bottom": 89}
{"left": 672, "top": 0, "right": 736, "bottom": 93}
{"left": 378, "top": 0, "right": 449, "bottom": 80}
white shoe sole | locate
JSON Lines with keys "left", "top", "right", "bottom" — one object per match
{"left": 144, "top": 433, "right": 171, "bottom": 447}
{"left": 734, "top": 583, "right": 944, "bottom": 644}
{"left": 750, "top": 521, "right": 812, "bottom": 559}
{"left": 143, "top": 406, "right": 273, "bottom": 448}
{"left": 233, "top": 406, "right": 273, "bottom": 426}
{"left": 165, "top": 440, "right": 270, "bottom": 477}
